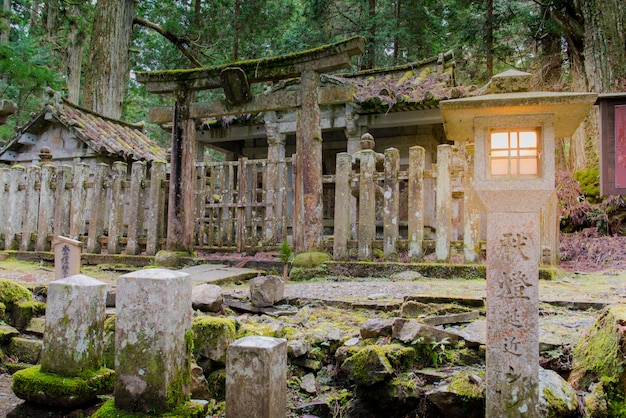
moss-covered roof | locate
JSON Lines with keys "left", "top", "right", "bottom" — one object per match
{"left": 0, "top": 98, "right": 167, "bottom": 163}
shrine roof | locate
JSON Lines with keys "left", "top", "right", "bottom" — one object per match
{"left": 337, "top": 51, "right": 477, "bottom": 113}
{"left": 0, "top": 98, "right": 167, "bottom": 163}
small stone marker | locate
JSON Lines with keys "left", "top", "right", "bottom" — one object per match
{"left": 114, "top": 268, "right": 192, "bottom": 414}
{"left": 11, "top": 274, "right": 113, "bottom": 408}
{"left": 53, "top": 236, "right": 82, "bottom": 279}
{"left": 41, "top": 274, "right": 108, "bottom": 375}
{"left": 226, "top": 336, "right": 287, "bottom": 418}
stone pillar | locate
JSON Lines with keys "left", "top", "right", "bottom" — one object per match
{"left": 383, "top": 148, "right": 399, "bottom": 258}
{"left": 21, "top": 165, "right": 41, "bottom": 251}
{"left": 345, "top": 105, "right": 361, "bottom": 237}
{"left": 435, "top": 144, "right": 452, "bottom": 261}
{"left": 0, "top": 167, "right": 9, "bottom": 248}
{"left": 333, "top": 153, "right": 351, "bottom": 260}
{"left": 463, "top": 144, "right": 481, "bottom": 262}
{"left": 358, "top": 149, "right": 376, "bottom": 259}
{"left": 5, "top": 165, "right": 26, "bottom": 251}
{"left": 69, "top": 163, "right": 89, "bottom": 240}
{"left": 145, "top": 160, "right": 167, "bottom": 255}
{"left": 167, "top": 90, "right": 196, "bottom": 251}
{"left": 226, "top": 336, "right": 287, "bottom": 418}
{"left": 36, "top": 163, "right": 57, "bottom": 252}
{"left": 87, "top": 163, "right": 108, "bottom": 254}
{"left": 40, "top": 274, "right": 108, "bottom": 375}
{"left": 265, "top": 113, "right": 286, "bottom": 243}
{"left": 295, "top": 69, "right": 323, "bottom": 252}
{"left": 126, "top": 161, "right": 147, "bottom": 255}
{"left": 115, "top": 269, "right": 192, "bottom": 414}
{"left": 54, "top": 236, "right": 82, "bottom": 279}
{"left": 53, "top": 164, "right": 72, "bottom": 238}
{"left": 407, "top": 146, "right": 425, "bottom": 259}
{"left": 108, "top": 161, "right": 126, "bottom": 254}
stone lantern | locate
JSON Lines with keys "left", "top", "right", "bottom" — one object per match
{"left": 441, "top": 70, "right": 597, "bottom": 417}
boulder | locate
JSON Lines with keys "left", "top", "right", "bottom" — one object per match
{"left": 7, "top": 337, "right": 42, "bottom": 364}
{"left": 249, "top": 275, "right": 284, "bottom": 307}
{"left": 0, "top": 324, "right": 19, "bottom": 344}
{"left": 426, "top": 369, "right": 485, "bottom": 418}
{"left": 192, "top": 284, "right": 224, "bottom": 312}
{"left": 341, "top": 344, "right": 415, "bottom": 386}
{"left": 392, "top": 318, "right": 461, "bottom": 344}
{"left": 539, "top": 368, "right": 578, "bottom": 417}
{"left": 300, "top": 373, "right": 318, "bottom": 394}
{"left": 390, "top": 271, "right": 423, "bottom": 281}
{"left": 360, "top": 318, "right": 394, "bottom": 339}
{"left": 192, "top": 316, "right": 237, "bottom": 366}
{"left": 287, "top": 339, "right": 310, "bottom": 358}
{"left": 154, "top": 250, "right": 190, "bottom": 268}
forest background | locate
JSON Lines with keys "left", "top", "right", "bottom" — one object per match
{"left": 1, "top": 0, "right": 625, "bottom": 234}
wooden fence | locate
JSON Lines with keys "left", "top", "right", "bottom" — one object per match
{"left": 194, "top": 157, "right": 294, "bottom": 252}
{"left": 0, "top": 161, "right": 168, "bottom": 255}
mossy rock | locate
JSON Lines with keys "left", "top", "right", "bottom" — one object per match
{"left": 192, "top": 316, "right": 237, "bottom": 365}
{"left": 0, "top": 279, "right": 33, "bottom": 305}
{"left": 570, "top": 305, "right": 626, "bottom": 391}
{"left": 0, "top": 324, "right": 19, "bottom": 344}
{"left": 206, "top": 369, "right": 226, "bottom": 400}
{"left": 341, "top": 344, "right": 416, "bottom": 386}
{"left": 11, "top": 300, "right": 46, "bottom": 330}
{"left": 103, "top": 315, "right": 116, "bottom": 369}
{"left": 7, "top": 337, "right": 42, "bottom": 364}
{"left": 11, "top": 365, "right": 115, "bottom": 408}
{"left": 154, "top": 251, "right": 192, "bottom": 268}
{"left": 289, "top": 266, "right": 328, "bottom": 281}
{"left": 91, "top": 398, "right": 208, "bottom": 418}
{"left": 237, "top": 321, "right": 283, "bottom": 339}
{"left": 292, "top": 252, "right": 332, "bottom": 268}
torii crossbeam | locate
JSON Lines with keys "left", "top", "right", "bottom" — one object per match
{"left": 136, "top": 37, "right": 365, "bottom": 252}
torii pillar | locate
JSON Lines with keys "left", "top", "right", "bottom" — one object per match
{"left": 137, "top": 37, "right": 364, "bottom": 252}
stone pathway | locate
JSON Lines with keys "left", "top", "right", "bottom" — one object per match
{"left": 180, "top": 264, "right": 259, "bottom": 285}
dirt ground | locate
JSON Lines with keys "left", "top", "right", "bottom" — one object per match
{"left": 0, "top": 230, "right": 625, "bottom": 417}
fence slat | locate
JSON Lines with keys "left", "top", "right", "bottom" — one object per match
{"left": 435, "top": 144, "right": 452, "bottom": 261}
{"left": 69, "top": 163, "right": 89, "bottom": 240}
{"left": 53, "top": 165, "right": 72, "bottom": 238}
{"left": 145, "top": 161, "right": 166, "bottom": 255}
{"left": 36, "top": 164, "right": 56, "bottom": 251}
{"left": 20, "top": 166, "right": 40, "bottom": 251}
{"left": 358, "top": 150, "right": 376, "bottom": 259}
{"left": 5, "top": 166, "right": 26, "bottom": 250}
{"left": 333, "top": 153, "right": 351, "bottom": 259}
{"left": 383, "top": 148, "right": 400, "bottom": 258}
{"left": 127, "top": 161, "right": 147, "bottom": 255}
{"left": 408, "top": 146, "right": 425, "bottom": 259}
{"left": 87, "top": 163, "right": 109, "bottom": 254}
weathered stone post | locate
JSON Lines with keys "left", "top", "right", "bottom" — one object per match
{"left": 41, "top": 275, "right": 108, "bottom": 374}
{"left": 334, "top": 152, "right": 352, "bottom": 260}
{"left": 69, "top": 162, "right": 89, "bottom": 240}
{"left": 12, "top": 274, "right": 113, "bottom": 408}
{"left": 36, "top": 162, "right": 56, "bottom": 251}
{"left": 463, "top": 143, "right": 481, "bottom": 262}
{"left": 53, "top": 236, "right": 82, "bottom": 279}
{"left": 441, "top": 69, "right": 597, "bottom": 417}
{"left": 108, "top": 161, "right": 127, "bottom": 254}
{"left": 264, "top": 112, "right": 286, "bottom": 243}
{"left": 408, "top": 146, "right": 425, "bottom": 259}
{"left": 435, "top": 144, "right": 452, "bottom": 261}
{"left": 226, "top": 336, "right": 287, "bottom": 418}
{"left": 20, "top": 165, "right": 41, "bottom": 251}
{"left": 357, "top": 146, "right": 376, "bottom": 259}
{"left": 383, "top": 147, "right": 400, "bottom": 258}
{"left": 87, "top": 163, "right": 109, "bottom": 254}
{"left": 126, "top": 160, "right": 147, "bottom": 255}
{"left": 5, "top": 165, "right": 26, "bottom": 250}
{"left": 114, "top": 268, "right": 192, "bottom": 414}
{"left": 145, "top": 160, "right": 167, "bottom": 255}
{"left": 0, "top": 167, "right": 9, "bottom": 248}
{"left": 53, "top": 164, "right": 72, "bottom": 238}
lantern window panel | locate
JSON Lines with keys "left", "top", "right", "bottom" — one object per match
{"left": 489, "top": 129, "right": 540, "bottom": 177}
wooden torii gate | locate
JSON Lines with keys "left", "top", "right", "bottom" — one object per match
{"left": 136, "top": 37, "right": 365, "bottom": 252}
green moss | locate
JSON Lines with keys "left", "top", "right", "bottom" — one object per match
{"left": 0, "top": 279, "right": 33, "bottom": 305}
{"left": 91, "top": 399, "right": 207, "bottom": 418}
{"left": 343, "top": 344, "right": 415, "bottom": 386}
{"left": 237, "top": 322, "right": 280, "bottom": 338}
{"left": 574, "top": 167, "right": 600, "bottom": 203}
{"left": 292, "top": 252, "right": 332, "bottom": 268}
{"left": 192, "top": 316, "right": 236, "bottom": 359}
{"left": 11, "top": 365, "right": 114, "bottom": 407}
{"left": 206, "top": 369, "right": 226, "bottom": 400}
{"left": 542, "top": 386, "right": 573, "bottom": 418}
{"left": 448, "top": 370, "right": 485, "bottom": 402}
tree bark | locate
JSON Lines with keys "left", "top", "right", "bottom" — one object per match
{"left": 65, "top": 3, "right": 84, "bottom": 104}
{"left": 82, "top": 0, "right": 135, "bottom": 119}
{"left": 485, "top": 0, "right": 493, "bottom": 77}
{"left": 1, "top": 0, "right": 10, "bottom": 43}
{"left": 233, "top": 0, "right": 241, "bottom": 61}
{"left": 366, "top": 0, "right": 376, "bottom": 69}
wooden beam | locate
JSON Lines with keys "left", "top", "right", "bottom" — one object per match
{"left": 149, "top": 84, "right": 353, "bottom": 124}
{"left": 136, "top": 37, "right": 365, "bottom": 94}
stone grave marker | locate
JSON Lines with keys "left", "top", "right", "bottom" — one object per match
{"left": 53, "top": 236, "right": 82, "bottom": 279}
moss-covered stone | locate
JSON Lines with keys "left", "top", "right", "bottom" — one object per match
{"left": 11, "top": 300, "right": 46, "bottom": 330}
{"left": 192, "top": 316, "right": 236, "bottom": 365}
{"left": 154, "top": 251, "right": 192, "bottom": 268}
{"left": 292, "top": 252, "right": 332, "bottom": 268}
{"left": 0, "top": 323, "right": 19, "bottom": 344}
{"left": 0, "top": 279, "right": 33, "bottom": 305}
{"left": 11, "top": 365, "right": 114, "bottom": 408}
{"left": 206, "top": 369, "right": 226, "bottom": 400}
{"left": 7, "top": 337, "right": 42, "bottom": 364}
{"left": 102, "top": 315, "right": 116, "bottom": 369}
{"left": 289, "top": 266, "right": 329, "bottom": 281}
{"left": 91, "top": 398, "right": 208, "bottom": 418}
{"left": 341, "top": 344, "right": 415, "bottom": 386}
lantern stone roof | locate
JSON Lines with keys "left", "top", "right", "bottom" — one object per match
{"left": 0, "top": 97, "right": 167, "bottom": 162}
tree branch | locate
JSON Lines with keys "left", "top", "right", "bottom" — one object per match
{"left": 133, "top": 16, "right": 204, "bottom": 67}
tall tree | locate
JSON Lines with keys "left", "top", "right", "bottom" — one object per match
{"left": 82, "top": 0, "right": 135, "bottom": 119}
